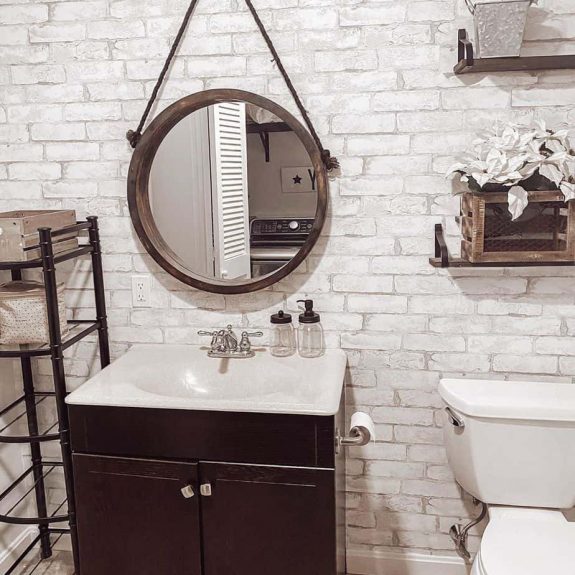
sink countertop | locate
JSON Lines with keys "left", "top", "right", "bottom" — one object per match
{"left": 65, "top": 345, "right": 347, "bottom": 416}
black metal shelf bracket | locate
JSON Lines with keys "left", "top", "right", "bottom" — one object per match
{"left": 433, "top": 223, "right": 450, "bottom": 268}
{"left": 0, "top": 217, "right": 111, "bottom": 575}
{"left": 457, "top": 29, "right": 474, "bottom": 70}
{"left": 259, "top": 131, "right": 270, "bottom": 162}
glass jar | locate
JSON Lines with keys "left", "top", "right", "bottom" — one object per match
{"left": 270, "top": 310, "right": 296, "bottom": 357}
{"left": 297, "top": 322, "right": 324, "bottom": 358}
{"left": 297, "top": 299, "right": 324, "bottom": 358}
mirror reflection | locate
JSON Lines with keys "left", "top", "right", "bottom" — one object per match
{"left": 149, "top": 101, "right": 318, "bottom": 283}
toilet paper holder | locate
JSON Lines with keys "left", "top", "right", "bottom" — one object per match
{"left": 336, "top": 412, "right": 375, "bottom": 452}
{"left": 336, "top": 425, "right": 372, "bottom": 451}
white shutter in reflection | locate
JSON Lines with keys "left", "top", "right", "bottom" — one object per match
{"left": 209, "top": 102, "right": 251, "bottom": 280}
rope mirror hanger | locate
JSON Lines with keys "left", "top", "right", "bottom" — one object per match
{"left": 125, "top": 0, "right": 340, "bottom": 172}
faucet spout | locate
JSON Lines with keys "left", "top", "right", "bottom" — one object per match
{"left": 223, "top": 325, "right": 238, "bottom": 352}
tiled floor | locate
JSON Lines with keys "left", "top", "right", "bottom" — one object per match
{"left": 13, "top": 551, "right": 74, "bottom": 575}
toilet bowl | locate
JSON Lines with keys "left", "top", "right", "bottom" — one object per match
{"left": 471, "top": 507, "right": 575, "bottom": 574}
{"left": 438, "top": 378, "right": 575, "bottom": 573}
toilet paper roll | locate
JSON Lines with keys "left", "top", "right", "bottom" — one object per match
{"left": 350, "top": 411, "right": 376, "bottom": 443}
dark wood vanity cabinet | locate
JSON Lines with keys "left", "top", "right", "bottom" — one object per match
{"left": 73, "top": 455, "right": 202, "bottom": 575}
{"left": 69, "top": 406, "right": 346, "bottom": 575}
{"left": 201, "top": 462, "right": 337, "bottom": 575}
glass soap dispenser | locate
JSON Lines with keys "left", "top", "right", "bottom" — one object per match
{"left": 270, "top": 310, "right": 296, "bottom": 357}
{"left": 297, "top": 299, "right": 324, "bottom": 358}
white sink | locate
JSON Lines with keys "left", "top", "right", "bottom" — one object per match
{"left": 66, "top": 345, "right": 348, "bottom": 416}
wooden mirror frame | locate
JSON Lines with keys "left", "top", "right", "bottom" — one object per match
{"left": 128, "top": 89, "right": 328, "bottom": 295}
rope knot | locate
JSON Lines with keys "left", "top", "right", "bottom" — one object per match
{"left": 126, "top": 129, "right": 142, "bottom": 149}
{"left": 322, "top": 149, "right": 340, "bottom": 172}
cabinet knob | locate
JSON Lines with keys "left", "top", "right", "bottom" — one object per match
{"left": 200, "top": 483, "right": 212, "bottom": 497}
{"left": 180, "top": 485, "right": 195, "bottom": 499}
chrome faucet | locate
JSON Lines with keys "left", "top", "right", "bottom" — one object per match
{"left": 198, "top": 325, "right": 263, "bottom": 358}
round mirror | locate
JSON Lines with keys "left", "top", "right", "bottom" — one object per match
{"left": 128, "top": 90, "right": 327, "bottom": 294}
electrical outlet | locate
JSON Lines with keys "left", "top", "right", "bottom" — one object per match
{"left": 132, "top": 275, "right": 151, "bottom": 307}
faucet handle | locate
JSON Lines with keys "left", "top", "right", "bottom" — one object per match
{"left": 197, "top": 330, "right": 214, "bottom": 336}
{"left": 198, "top": 330, "right": 220, "bottom": 352}
{"left": 239, "top": 331, "right": 263, "bottom": 353}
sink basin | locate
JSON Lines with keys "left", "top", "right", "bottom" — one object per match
{"left": 66, "top": 345, "right": 348, "bottom": 415}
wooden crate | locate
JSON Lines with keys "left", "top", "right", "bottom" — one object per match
{"left": 460, "top": 190, "right": 575, "bottom": 264}
{"left": 0, "top": 210, "right": 78, "bottom": 262}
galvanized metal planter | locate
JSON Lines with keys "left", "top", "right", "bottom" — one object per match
{"left": 466, "top": 0, "right": 533, "bottom": 58}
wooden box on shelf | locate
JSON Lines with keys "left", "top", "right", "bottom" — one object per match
{"left": 0, "top": 210, "right": 78, "bottom": 263}
{"left": 461, "top": 190, "right": 575, "bottom": 264}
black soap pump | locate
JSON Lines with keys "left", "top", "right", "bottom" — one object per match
{"left": 297, "top": 299, "right": 324, "bottom": 358}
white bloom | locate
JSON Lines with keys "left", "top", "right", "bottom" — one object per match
{"left": 508, "top": 186, "right": 529, "bottom": 220}
{"left": 539, "top": 162, "right": 565, "bottom": 187}
{"left": 447, "top": 120, "right": 575, "bottom": 193}
{"left": 560, "top": 181, "right": 575, "bottom": 202}
{"left": 446, "top": 120, "right": 575, "bottom": 216}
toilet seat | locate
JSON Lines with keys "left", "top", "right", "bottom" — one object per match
{"left": 475, "top": 507, "right": 575, "bottom": 574}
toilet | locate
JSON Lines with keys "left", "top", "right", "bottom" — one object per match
{"left": 438, "top": 378, "right": 575, "bottom": 574}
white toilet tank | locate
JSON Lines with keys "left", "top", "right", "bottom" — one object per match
{"left": 439, "top": 378, "right": 575, "bottom": 509}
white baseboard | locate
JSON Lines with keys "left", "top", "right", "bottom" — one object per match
{"left": 347, "top": 548, "right": 472, "bottom": 575}
{"left": 0, "top": 527, "right": 36, "bottom": 572}
{"left": 1, "top": 533, "right": 472, "bottom": 574}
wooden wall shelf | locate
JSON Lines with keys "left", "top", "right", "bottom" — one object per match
{"left": 454, "top": 29, "right": 575, "bottom": 75}
{"left": 430, "top": 224, "right": 575, "bottom": 268}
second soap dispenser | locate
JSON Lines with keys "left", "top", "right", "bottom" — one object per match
{"left": 297, "top": 299, "right": 324, "bottom": 358}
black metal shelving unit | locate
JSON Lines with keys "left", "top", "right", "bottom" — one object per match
{"left": 0, "top": 216, "right": 110, "bottom": 575}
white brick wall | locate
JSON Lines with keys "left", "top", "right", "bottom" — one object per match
{"left": 1, "top": 0, "right": 575, "bottom": 562}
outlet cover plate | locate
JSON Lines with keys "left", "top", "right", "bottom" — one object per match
{"left": 132, "top": 275, "right": 151, "bottom": 308}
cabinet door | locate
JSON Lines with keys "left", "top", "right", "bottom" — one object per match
{"left": 200, "top": 462, "right": 336, "bottom": 575}
{"left": 74, "top": 454, "right": 202, "bottom": 575}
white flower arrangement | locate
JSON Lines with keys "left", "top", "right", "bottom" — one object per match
{"left": 447, "top": 121, "right": 575, "bottom": 219}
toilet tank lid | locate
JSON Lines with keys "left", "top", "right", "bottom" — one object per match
{"left": 439, "top": 378, "right": 575, "bottom": 422}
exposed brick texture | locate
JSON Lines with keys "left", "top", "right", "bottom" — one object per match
{"left": 1, "top": 0, "right": 575, "bottom": 561}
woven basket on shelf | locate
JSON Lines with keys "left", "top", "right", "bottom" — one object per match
{"left": 0, "top": 281, "right": 68, "bottom": 345}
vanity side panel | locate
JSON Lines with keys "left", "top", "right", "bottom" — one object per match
{"left": 336, "top": 391, "right": 347, "bottom": 575}
{"left": 317, "top": 413, "right": 336, "bottom": 469}
{"left": 69, "top": 405, "right": 333, "bottom": 468}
